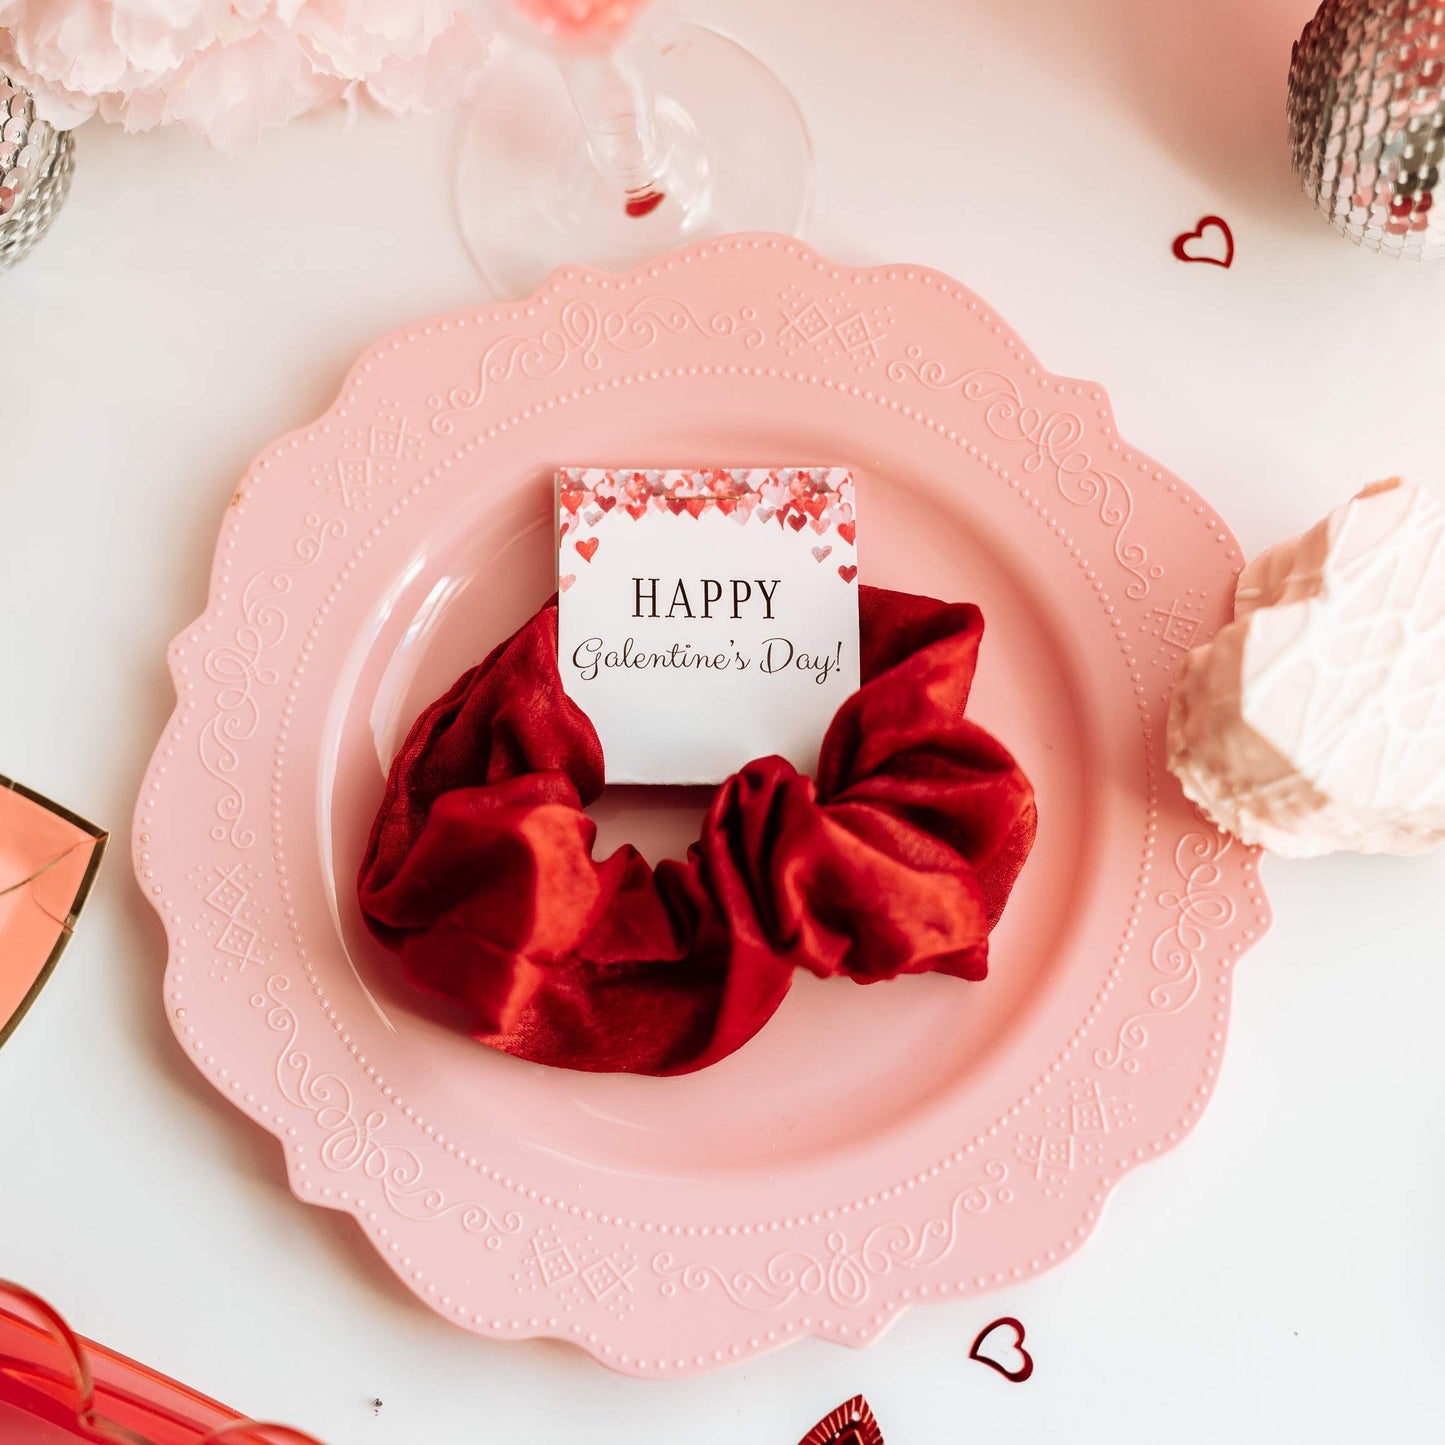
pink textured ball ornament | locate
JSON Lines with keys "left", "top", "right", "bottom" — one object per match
{"left": 1288, "top": 0, "right": 1445, "bottom": 259}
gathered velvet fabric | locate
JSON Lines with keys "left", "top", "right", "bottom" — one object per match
{"left": 358, "top": 585, "right": 1037, "bottom": 1075}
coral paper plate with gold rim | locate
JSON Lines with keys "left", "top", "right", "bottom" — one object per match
{"left": 134, "top": 235, "right": 1269, "bottom": 1376}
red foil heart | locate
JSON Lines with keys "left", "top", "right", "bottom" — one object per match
{"left": 1172, "top": 215, "right": 1235, "bottom": 268}
{"left": 968, "top": 1316, "right": 1035, "bottom": 1383}
{"left": 797, "top": 1395, "right": 884, "bottom": 1445}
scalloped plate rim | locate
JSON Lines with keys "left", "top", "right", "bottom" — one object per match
{"left": 133, "top": 233, "right": 1271, "bottom": 1376}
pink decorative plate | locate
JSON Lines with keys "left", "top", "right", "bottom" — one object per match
{"left": 134, "top": 236, "right": 1270, "bottom": 1376}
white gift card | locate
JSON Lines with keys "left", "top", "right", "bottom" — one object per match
{"left": 557, "top": 468, "right": 861, "bottom": 784}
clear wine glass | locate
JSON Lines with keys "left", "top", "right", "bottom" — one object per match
{"left": 456, "top": 0, "right": 814, "bottom": 297}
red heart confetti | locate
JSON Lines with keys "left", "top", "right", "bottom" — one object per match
{"left": 968, "top": 1316, "right": 1034, "bottom": 1383}
{"left": 837, "top": 564, "right": 858, "bottom": 583}
{"left": 575, "top": 537, "right": 599, "bottom": 563}
{"left": 1172, "top": 214, "right": 1234, "bottom": 269}
{"left": 787, "top": 511, "right": 808, "bottom": 531}
{"left": 560, "top": 488, "right": 587, "bottom": 514}
{"left": 838, "top": 521, "right": 857, "bottom": 545}
{"left": 797, "top": 1395, "right": 884, "bottom": 1445}
{"left": 597, "top": 494, "right": 617, "bottom": 512}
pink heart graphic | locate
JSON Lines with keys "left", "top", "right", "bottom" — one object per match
{"left": 812, "top": 545, "right": 833, "bottom": 563}
{"left": 559, "top": 574, "right": 577, "bottom": 592}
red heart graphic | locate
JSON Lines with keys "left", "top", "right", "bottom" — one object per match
{"left": 685, "top": 497, "right": 709, "bottom": 518}
{"left": 666, "top": 497, "right": 689, "bottom": 515}
{"left": 560, "top": 488, "right": 587, "bottom": 515}
{"left": 575, "top": 537, "right": 599, "bottom": 563}
{"left": 716, "top": 497, "right": 736, "bottom": 514}
{"left": 802, "top": 494, "right": 827, "bottom": 519}
{"left": 624, "top": 501, "right": 649, "bottom": 519}
{"left": 838, "top": 521, "right": 857, "bottom": 545}
{"left": 787, "top": 511, "right": 808, "bottom": 531}
{"left": 968, "top": 1316, "right": 1034, "bottom": 1383}
{"left": 597, "top": 494, "right": 617, "bottom": 511}
{"left": 837, "top": 564, "right": 858, "bottom": 583}
{"left": 1172, "top": 215, "right": 1234, "bottom": 269}
{"left": 797, "top": 1395, "right": 884, "bottom": 1445}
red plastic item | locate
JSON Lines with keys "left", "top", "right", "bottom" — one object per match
{"left": 797, "top": 1396, "right": 884, "bottom": 1445}
{"left": 0, "top": 1282, "right": 325, "bottom": 1445}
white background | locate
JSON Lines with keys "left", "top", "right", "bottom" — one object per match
{"left": 4, "top": 0, "right": 1445, "bottom": 1440}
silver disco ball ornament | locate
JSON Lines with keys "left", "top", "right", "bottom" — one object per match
{"left": 0, "top": 71, "right": 74, "bottom": 273}
{"left": 1288, "top": 0, "right": 1445, "bottom": 260}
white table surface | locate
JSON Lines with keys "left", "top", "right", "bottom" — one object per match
{"left": 4, "top": 1, "right": 1445, "bottom": 1440}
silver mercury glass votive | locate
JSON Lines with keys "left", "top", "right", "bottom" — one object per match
{"left": 1288, "top": 0, "right": 1445, "bottom": 260}
{"left": 0, "top": 71, "right": 74, "bottom": 274}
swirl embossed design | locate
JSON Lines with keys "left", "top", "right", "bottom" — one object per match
{"left": 198, "top": 513, "right": 345, "bottom": 849}
{"left": 1095, "top": 832, "right": 1235, "bottom": 1073}
{"left": 428, "top": 296, "right": 764, "bottom": 435}
{"left": 886, "top": 349, "right": 1160, "bottom": 598}
{"left": 252, "top": 976, "right": 523, "bottom": 1247}
{"left": 651, "top": 1163, "right": 1012, "bottom": 1311}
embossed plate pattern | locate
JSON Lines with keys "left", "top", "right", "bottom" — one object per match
{"left": 134, "top": 236, "right": 1270, "bottom": 1376}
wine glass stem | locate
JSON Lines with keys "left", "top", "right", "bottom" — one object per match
{"left": 560, "top": 42, "right": 665, "bottom": 200}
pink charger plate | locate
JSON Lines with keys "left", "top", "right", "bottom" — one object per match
{"left": 134, "top": 235, "right": 1270, "bottom": 1377}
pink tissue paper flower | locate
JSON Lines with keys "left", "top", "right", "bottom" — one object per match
{"left": 0, "top": 0, "right": 491, "bottom": 152}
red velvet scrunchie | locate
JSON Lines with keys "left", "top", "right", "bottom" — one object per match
{"left": 358, "top": 585, "right": 1037, "bottom": 1075}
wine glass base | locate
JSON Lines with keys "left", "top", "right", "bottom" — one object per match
{"left": 456, "top": 20, "right": 814, "bottom": 297}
